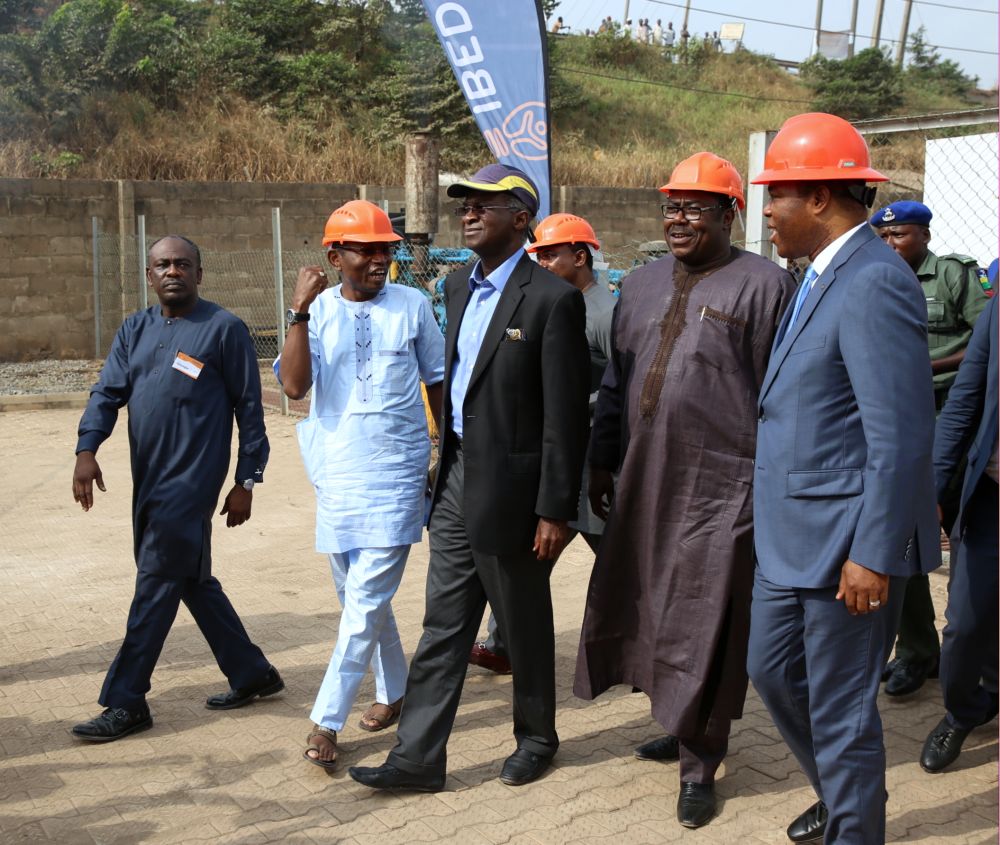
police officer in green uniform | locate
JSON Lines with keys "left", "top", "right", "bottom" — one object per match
{"left": 872, "top": 200, "right": 992, "bottom": 696}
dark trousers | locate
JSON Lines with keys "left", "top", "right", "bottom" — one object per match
{"left": 940, "top": 476, "right": 999, "bottom": 730}
{"left": 678, "top": 720, "right": 730, "bottom": 784}
{"left": 748, "top": 570, "right": 905, "bottom": 845}
{"left": 485, "top": 530, "right": 599, "bottom": 657}
{"left": 387, "top": 440, "right": 558, "bottom": 776}
{"left": 99, "top": 570, "right": 270, "bottom": 710}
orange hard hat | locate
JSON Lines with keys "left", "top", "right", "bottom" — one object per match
{"left": 751, "top": 112, "right": 887, "bottom": 184}
{"left": 659, "top": 151, "right": 746, "bottom": 210}
{"left": 526, "top": 213, "right": 601, "bottom": 252}
{"left": 322, "top": 200, "right": 403, "bottom": 247}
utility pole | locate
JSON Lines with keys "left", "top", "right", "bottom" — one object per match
{"left": 848, "top": 0, "right": 859, "bottom": 57}
{"left": 871, "top": 0, "right": 885, "bottom": 50}
{"left": 623, "top": 0, "right": 629, "bottom": 27}
{"left": 404, "top": 132, "right": 439, "bottom": 287}
{"left": 682, "top": 0, "right": 691, "bottom": 33}
{"left": 813, "top": 0, "right": 824, "bottom": 56}
{"left": 896, "top": 0, "right": 913, "bottom": 65}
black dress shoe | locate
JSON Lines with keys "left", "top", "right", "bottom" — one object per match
{"left": 348, "top": 762, "right": 445, "bottom": 792}
{"left": 786, "top": 800, "right": 827, "bottom": 843}
{"left": 881, "top": 658, "right": 900, "bottom": 683}
{"left": 499, "top": 748, "right": 552, "bottom": 785}
{"left": 71, "top": 706, "right": 152, "bottom": 742}
{"left": 676, "top": 781, "right": 716, "bottom": 828}
{"left": 634, "top": 735, "right": 680, "bottom": 761}
{"left": 885, "top": 658, "right": 937, "bottom": 697}
{"left": 205, "top": 667, "right": 284, "bottom": 710}
{"left": 920, "top": 716, "right": 972, "bottom": 773}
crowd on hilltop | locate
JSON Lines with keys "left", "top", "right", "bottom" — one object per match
{"left": 552, "top": 14, "right": 727, "bottom": 58}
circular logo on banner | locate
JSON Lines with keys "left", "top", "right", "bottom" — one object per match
{"left": 502, "top": 101, "right": 548, "bottom": 162}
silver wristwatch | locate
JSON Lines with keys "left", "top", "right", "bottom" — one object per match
{"left": 241, "top": 478, "right": 255, "bottom": 491}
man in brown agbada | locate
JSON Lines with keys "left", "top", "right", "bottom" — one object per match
{"left": 574, "top": 152, "right": 795, "bottom": 828}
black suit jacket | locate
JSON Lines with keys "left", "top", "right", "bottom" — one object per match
{"left": 432, "top": 252, "right": 591, "bottom": 556}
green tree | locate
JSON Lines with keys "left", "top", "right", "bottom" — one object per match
{"left": 800, "top": 47, "right": 902, "bottom": 120}
{"left": 906, "top": 26, "right": 977, "bottom": 97}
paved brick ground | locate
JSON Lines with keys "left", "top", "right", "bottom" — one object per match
{"left": 2, "top": 408, "right": 996, "bottom": 844}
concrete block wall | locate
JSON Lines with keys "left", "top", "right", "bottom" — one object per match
{"left": 0, "top": 178, "right": 669, "bottom": 361}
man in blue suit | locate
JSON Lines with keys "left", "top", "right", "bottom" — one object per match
{"left": 746, "top": 113, "right": 941, "bottom": 844}
{"left": 920, "top": 295, "right": 999, "bottom": 772}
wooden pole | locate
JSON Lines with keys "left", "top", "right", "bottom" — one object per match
{"left": 871, "top": 0, "right": 886, "bottom": 50}
{"left": 896, "top": 0, "right": 913, "bottom": 66}
{"left": 848, "top": 0, "right": 860, "bottom": 57}
{"left": 404, "top": 132, "right": 439, "bottom": 286}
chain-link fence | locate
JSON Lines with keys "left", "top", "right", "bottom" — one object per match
{"left": 860, "top": 113, "right": 998, "bottom": 267}
{"left": 92, "top": 227, "right": 697, "bottom": 413}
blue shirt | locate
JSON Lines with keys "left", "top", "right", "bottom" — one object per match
{"left": 77, "top": 298, "right": 269, "bottom": 580}
{"left": 449, "top": 248, "right": 525, "bottom": 436}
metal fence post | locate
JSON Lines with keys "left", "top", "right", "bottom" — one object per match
{"left": 272, "top": 207, "right": 289, "bottom": 416}
{"left": 137, "top": 214, "right": 148, "bottom": 309}
{"left": 92, "top": 216, "right": 101, "bottom": 357}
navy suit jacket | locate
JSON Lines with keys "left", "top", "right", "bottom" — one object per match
{"left": 754, "top": 226, "right": 941, "bottom": 588}
{"left": 933, "top": 296, "right": 998, "bottom": 534}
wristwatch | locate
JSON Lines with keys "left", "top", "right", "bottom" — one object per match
{"left": 241, "top": 478, "right": 255, "bottom": 491}
{"left": 286, "top": 309, "right": 310, "bottom": 328}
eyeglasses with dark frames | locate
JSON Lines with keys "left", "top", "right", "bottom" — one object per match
{"left": 660, "top": 203, "right": 727, "bottom": 221}
{"left": 333, "top": 244, "right": 398, "bottom": 259}
{"left": 452, "top": 203, "right": 521, "bottom": 218}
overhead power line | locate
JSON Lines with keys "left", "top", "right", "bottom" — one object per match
{"left": 555, "top": 64, "right": 813, "bottom": 104}
{"left": 910, "top": 0, "right": 996, "bottom": 13}
{"left": 643, "top": 0, "right": 998, "bottom": 57}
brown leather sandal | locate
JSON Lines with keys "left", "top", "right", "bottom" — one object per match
{"left": 358, "top": 698, "right": 403, "bottom": 732}
{"left": 303, "top": 725, "right": 338, "bottom": 770}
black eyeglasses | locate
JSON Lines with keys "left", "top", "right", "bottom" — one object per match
{"left": 452, "top": 203, "right": 520, "bottom": 218}
{"left": 334, "top": 244, "right": 398, "bottom": 259}
{"left": 660, "top": 203, "right": 726, "bottom": 221}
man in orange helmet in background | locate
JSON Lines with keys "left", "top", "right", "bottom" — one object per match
{"left": 747, "top": 114, "right": 939, "bottom": 844}
{"left": 277, "top": 200, "right": 445, "bottom": 770}
{"left": 574, "top": 152, "right": 796, "bottom": 828}
{"left": 469, "top": 213, "right": 616, "bottom": 676}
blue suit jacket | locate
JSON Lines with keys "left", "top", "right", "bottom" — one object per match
{"left": 754, "top": 226, "right": 941, "bottom": 588}
{"left": 933, "top": 296, "right": 998, "bottom": 534}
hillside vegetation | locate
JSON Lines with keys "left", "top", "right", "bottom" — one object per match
{"left": 0, "top": 0, "right": 986, "bottom": 187}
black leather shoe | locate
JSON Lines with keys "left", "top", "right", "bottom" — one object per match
{"left": 920, "top": 716, "right": 972, "bottom": 773}
{"left": 71, "top": 706, "right": 152, "bottom": 742}
{"left": 881, "top": 658, "right": 900, "bottom": 683}
{"left": 786, "top": 800, "right": 827, "bottom": 843}
{"left": 634, "top": 735, "right": 680, "bottom": 761}
{"left": 676, "top": 781, "right": 716, "bottom": 828}
{"left": 885, "top": 658, "right": 937, "bottom": 697}
{"left": 205, "top": 667, "right": 284, "bottom": 710}
{"left": 348, "top": 762, "right": 445, "bottom": 792}
{"left": 499, "top": 748, "right": 552, "bottom": 785}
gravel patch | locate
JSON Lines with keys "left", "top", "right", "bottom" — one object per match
{"left": 0, "top": 359, "right": 104, "bottom": 395}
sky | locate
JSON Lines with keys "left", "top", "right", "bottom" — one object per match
{"left": 551, "top": 0, "right": 999, "bottom": 88}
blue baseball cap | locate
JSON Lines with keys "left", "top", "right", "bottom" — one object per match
{"left": 870, "top": 200, "right": 933, "bottom": 228}
{"left": 447, "top": 164, "right": 539, "bottom": 217}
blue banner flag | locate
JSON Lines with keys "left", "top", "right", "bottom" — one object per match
{"left": 422, "top": 0, "right": 552, "bottom": 218}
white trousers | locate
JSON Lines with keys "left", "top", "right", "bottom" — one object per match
{"left": 310, "top": 545, "right": 410, "bottom": 731}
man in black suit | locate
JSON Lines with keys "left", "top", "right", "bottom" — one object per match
{"left": 349, "top": 164, "right": 590, "bottom": 791}
{"left": 920, "top": 295, "right": 999, "bottom": 773}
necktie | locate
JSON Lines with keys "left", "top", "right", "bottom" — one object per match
{"left": 785, "top": 265, "right": 818, "bottom": 335}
